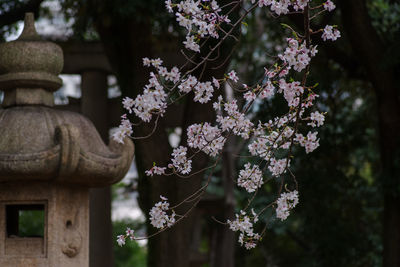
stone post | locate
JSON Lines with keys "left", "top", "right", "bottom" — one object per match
{"left": 0, "top": 13, "right": 134, "bottom": 267}
{"left": 81, "top": 70, "right": 114, "bottom": 267}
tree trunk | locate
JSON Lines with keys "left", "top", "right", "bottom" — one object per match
{"left": 211, "top": 136, "right": 236, "bottom": 267}
{"left": 376, "top": 91, "right": 400, "bottom": 267}
{"left": 339, "top": 1, "right": 400, "bottom": 266}
{"left": 81, "top": 70, "right": 115, "bottom": 267}
{"left": 93, "top": 17, "right": 225, "bottom": 267}
{"left": 87, "top": 0, "right": 239, "bottom": 264}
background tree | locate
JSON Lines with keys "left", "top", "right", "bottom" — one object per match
{"left": 60, "top": 0, "right": 239, "bottom": 266}
{"left": 0, "top": 0, "right": 399, "bottom": 266}
{"left": 228, "top": 0, "right": 399, "bottom": 265}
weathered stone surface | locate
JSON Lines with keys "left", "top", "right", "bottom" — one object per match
{"left": 0, "top": 13, "right": 134, "bottom": 187}
{"left": 3, "top": 88, "right": 54, "bottom": 106}
{"left": 0, "top": 13, "right": 135, "bottom": 267}
{"left": 0, "top": 106, "right": 133, "bottom": 186}
{"left": 0, "top": 13, "right": 63, "bottom": 98}
{"left": 0, "top": 182, "right": 89, "bottom": 267}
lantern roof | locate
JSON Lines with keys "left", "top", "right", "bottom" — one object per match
{"left": 0, "top": 13, "right": 134, "bottom": 187}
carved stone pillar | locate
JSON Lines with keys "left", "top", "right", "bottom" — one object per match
{"left": 0, "top": 13, "right": 134, "bottom": 267}
{"left": 81, "top": 70, "right": 114, "bottom": 267}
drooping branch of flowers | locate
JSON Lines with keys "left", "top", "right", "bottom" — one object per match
{"left": 115, "top": 0, "right": 339, "bottom": 250}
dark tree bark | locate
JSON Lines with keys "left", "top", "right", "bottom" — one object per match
{"left": 212, "top": 136, "right": 236, "bottom": 267}
{"left": 89, "top": 3, "right": 238, "bottom": 266}
{"left": 81, "top": 0, "right": 400, "bottom": 266}
{"left": 0, "top": 0, "right": 44, "bottom": 27}
{"left": 80, "top": 71, "right": 115, "bottom": 267}
{"left": 338, "top": 1, "right": 400, "bottom": 266}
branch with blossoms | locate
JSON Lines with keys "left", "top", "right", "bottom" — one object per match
{"left": 115, "top": 0, "right": 339, "bottom": 250}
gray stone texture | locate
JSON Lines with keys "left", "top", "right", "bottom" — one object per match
{"left": 0, "top": 13, "right": 134, "bottom": 267}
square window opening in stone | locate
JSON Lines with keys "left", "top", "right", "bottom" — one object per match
{"left": 6, "top": 204, "right": 45, "bottom": 238}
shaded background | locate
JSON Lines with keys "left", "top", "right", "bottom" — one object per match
{"left": 0, "top": 0, "right": 399, "bottom": 266}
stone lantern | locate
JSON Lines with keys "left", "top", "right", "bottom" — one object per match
{"left": 0, "top": 14, "right": 134, "bottom": 267}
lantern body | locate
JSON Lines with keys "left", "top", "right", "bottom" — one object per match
{"left": 0, "top": 13, "right": 134, "bottom": 267}
{"left": 0, "top": 182, "right": 89, "bottom": 267}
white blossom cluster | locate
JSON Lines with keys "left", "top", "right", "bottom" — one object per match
{"left": 216, "top": 99, "right": 254, "bottom": 139}
{"left": 145, "top": 166, "right": 167, "bottom": 176}
{"left": 269, "top": 157, "right": 289, "bottom": 177}
{"left": 120, "top": 59, "right": 183, "bottom": 123}
{"left": 295, "top": 131, "right": 320, "bottom": 154}
{"left": 276, "top": 190, "right": 299, "bottom": 220}
{"left": 242, "top": 78, "right": 325, "bottom": 160}
{"left": 178, "top": 75, "right": 217, "bottom": 103}
{"left": 308, "top": 111, "right": 325, "bottom": 127}
{"left": 170, "top": 146, "right": 192, "bottom": 174}
{"left": 227, "top": 210, "right": 261, "bottom": 249}
{"left": 254, "top": 0, "right": 336, "bottom": 15}
{"left": 116, "top": 228, "right": 135, "bottom": 247}
{"left": 248, "top": 123, "right": 294, "bottom": 156}
{"left": 260, "top": 81, "right": 276, "bottom": 99}
{"left": 149, "top": 196, "right": 176, "bottom": 229}
{"left": 243, "top": 82, "right": 275, "bottom": 102}
{"left": 178, "top": 75, "right": 196, "bottom": 93}
{"left": 323, "top": 0, "right": 336, "bottom": 12}
{"left": 253, "top": 0, "right": 309, "bottom": 15}
{"left": 116, "top": 235, "right": 125, "bottom": 247}
{"left": 123, "top": 71, "right": 168, "bottom": 122}
{"left": 112, "top": 114, "right": 133, "bottom": 144}
{"left": 115, "top": 0, "right": 340, "bottom": 250}
{"left": 278, "top": 38, "right": 315, "bottom": 73}
{"left": 187, "top": 123, "right": 225, "bottom": 157}
{"left": 165, "top": 0, "right": 230, "bottom": 52}
{"left": 322, "top": 25, "right": 341, "bottom": 41}
{"left": 248, "top": 136, "right": 272, "bottom": 159}
{"left": 193, "top": 81, "right": 215, "bottom": 103}
{"left": 278, "top": 79, "right": 304, "bottom": 107}
{"left": 114, "top": 0, "right": 338, "bottom": 142}
{"left": 119, "top": 57, "right": 219, "bottom": 126}
{"left": 228, "top": 70, "right": 239, "bottom": 83}
{"left": 238, "top": 163, "right": 264, "bottom": 193}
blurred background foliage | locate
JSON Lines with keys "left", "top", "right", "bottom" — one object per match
{"left": 113, "top": 219, "right": 147, "bottom": 267}
{"left": 18, "top": 208, "right": 45, "bottom": 237}
{"left": 1, "top": 0, "right": 399, "bottom": 266}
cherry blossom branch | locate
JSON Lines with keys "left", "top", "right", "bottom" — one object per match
{"left": 115, "top": 0, "right": 340, "bottom": 250}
